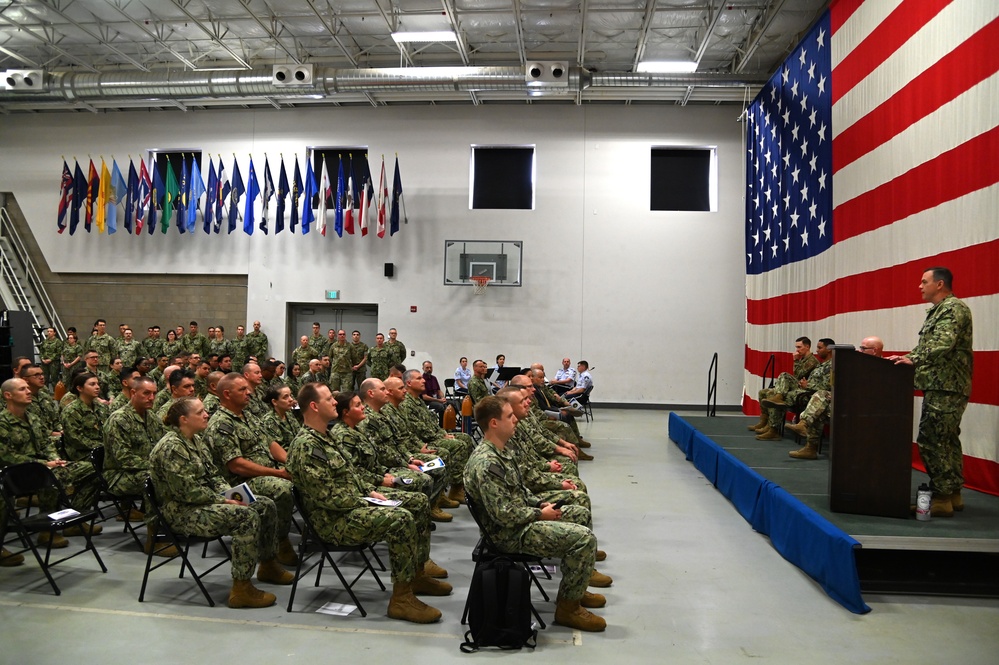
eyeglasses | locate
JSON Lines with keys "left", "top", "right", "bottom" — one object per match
{"left": 24, "top": 373, "right": 45, "bottom": 378}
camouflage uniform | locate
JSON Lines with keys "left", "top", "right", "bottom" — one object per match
{"left": 284, "top": 375, "right": 301, "bottom": 400}
{"left": 194, "top": 375, "right": 208, "bottom": 400}
{"left": 358, "top": 405, "right": 446, "bottom": 498}
{"left": 464, "top": 439, "right": 596, "bottom": 601}
{"left": 97, "top": 369, "right": 118, "bottom": 401}
{"left": 61, "top": 398, "right": 109, "bottom": 462}
{"left": 286, "top": 424, "right": 429, "bottom": 583}
{"left": 0, "top": 409, "right": 97, "bottom": 512}
{"left": 108, "top": 389, "right": 130, "bottom": 414}
{"left": 149, "top": 430, "right": 279, "bottom": 580}
{"left": 399, "top": 392, "right": 472, "bottom": 486}
{"left": 260, "top": 410, "right": 300, "bottom": 453}
{"left": 203, "top": 406, "right": 293, "bottom": 540}
{"left": 510, "top": 425, "right": 588, "bottom": 499}
{"left": 337, "top": 418, "right": 434, "bottom": 498}
{"left": 60, "top": 341, "right": 84, "bottom": 384}
{"left": 385, "top": 339, "right": 407, "bottom": 367}
{"left": 907, "top": 294, "right": 973, "bottom": 495}
{"left": 380, "top": 402, "right": 452, "bottom": 468}
{"left": 367, "top": 346, "right": 391, "bottom": 381}
{"left": 202, "top": 392, "right": 221, "bottom": 417}
{"left": 797, "top": 389, "right": 832, "bottom": 444}
{"left": 116, "top": 339, "right": 142, "bottom": 369}
{"left": 86, "top": 333, "right": 117, "bottom": 372}
{"left": 766, "top": 358, "right": 832, "bottom": 430}
{"left": 209, "top": 338, "right": 231, "bottom": 360}
{"left": 245, "top": 331, "right": 269, "bottom": 362}
{"left": 350, "top": 341, "right": 369, "bottom": 390}
{"left": 104, "top": 403, "right": 165, "bottom": 496}
{"left": 327, "top": 341, "right": 353, "bottom": 393}
{"left": 468, "top": 376, "right": 490, "bottom": 404}
{"left": 146, "top": 366, "right": 165, "bottom": 391}
{"left": 27, "top": 388, "right": 62, "bottom": 435}
{"left": 758, "top": 353, "right": 819, "bottom": 406}
{"left": 290, "top": 346, "right": 318, "bottom": 376}
{"left": 142, "top": 336, "right": 164, "bottom": 362}
{"left": 152, "top": 386, "right": 172, "bottom": 413}
{"left": 246, "top": 387, "right": 270, "bottom": 420}
{"left": 230, "top": 335, "right": 251, "bottom": 368}
{"left": 520, "top": 409, "right": 579, "bottom": 477}
{"left": 162, "top": 340, "right": 183, "bottom": 362}
{"left": 307, "top": 334, "right": 328, "bottom": 358}
{"left": 39, "top": 336, "right": 64, "bottom": 387}
{"left": 182, "top": 332, "right": 210, "bottom": 357}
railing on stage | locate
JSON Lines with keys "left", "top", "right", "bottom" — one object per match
{"left": 706, "top": 352, "right": 718, "bottom": 417}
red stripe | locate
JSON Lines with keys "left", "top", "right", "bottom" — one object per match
{"left": 747, "top": 238, "right": 999, "bottom": 324}
{"left": 912, "top": 444, "right": 999, "bottom": 497}
{"left": 744, "top": 346, "right": 796, "bottom": 380}
{"left": 833, "top": 125, "right": 999, "bottom": 243}
{"left": 833, "top": 17, "right": 999, "bottom": 172}
{"left": 829, "top": 0, "right": 865, "bottom": 36}
{"left": 831, "top": 0, "right": 952, "bottom": 104}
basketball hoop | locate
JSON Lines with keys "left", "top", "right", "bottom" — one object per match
{"left": 471, "top": 275, "right": 491, "bottom": 295}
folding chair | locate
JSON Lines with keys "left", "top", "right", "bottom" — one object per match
{"left": 286, "top": 487, "right": 386, "bottom": 616}
{"left": 462, "top": 494, "right": 549, "bottom": 628}
{"left": 138, "top": 478, "right": 232, "bottom": 607}
{"left": 0, "top": 461, "right": 107, "bottom": 595}
{"left": 90, "top": 446, "right": 144, "bottom": 549}
{"left": 573, "top": 385, "right": 595, "bottom": 422}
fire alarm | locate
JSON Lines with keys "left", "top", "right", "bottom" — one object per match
{"left": 410, "top": 306, "right": 417, "bottom": 313}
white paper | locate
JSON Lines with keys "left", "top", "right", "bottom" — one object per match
{"left": 419, "top": 457, "right": 446, "bottom": 471}
{"left": 316, "top": 602, "right": 357, "bottom": 616}
{"left": 362, "top": 496, "right": 402, "bottom": 507}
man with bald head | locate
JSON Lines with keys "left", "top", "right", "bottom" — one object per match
{"left": 242, "top": 362, "right": 270, "bottom": 419}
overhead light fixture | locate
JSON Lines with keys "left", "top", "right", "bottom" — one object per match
{"left": 391, "top": 31, "right": 458, "bottom": 43}
{"left": 637, "top": 61, "right": 698, "bottom": 74}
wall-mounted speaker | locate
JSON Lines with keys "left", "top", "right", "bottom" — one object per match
{"left": 384, "top": 263, "right": 395, "bottom": 278}
{"left": 272, "top": 64, "right": 315, "bottom": 87}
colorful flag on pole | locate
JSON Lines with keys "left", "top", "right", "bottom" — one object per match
{"left": 344, "top": 155, "right": 355, "bottom": 235}
{"left": 136, "top": 160, "right": 151, "bottom": 234}
{"left": 275, "top": 157, "right": 289, "bottom": 234}
{"left": 85, "top": 159, "right": 98, "bottom": 233}
{"left": 291, "top": 156, "right": 303, "bottom": 233}
{"left": 317, "top": 155, "right": 330, "bottom": 236}
{"left": 302, "top": 156, "right": 317, "bottom": 235}
{"left": 260, "top": 157, "right": 274, "bottom": 235}
{"left": 176, "top": 157, "right": 189, "bottom": 233}
{"left": 390, "top": 155, "right": 404, "bottom": 236}
{"left": 163, "top": 159, "right": 179, "bottom": 234}
{"left": 149, "top": 162, "right": 164, "bottom": 235}
{"left": 57, "top": 160, "right": 72, "bottom": 233}
{"left": 107, "top": 159, "right": 126, "bottom": 235}
{"left": 228, "top": 159, "right": 244, "bottom": 234}
{"left": 376, "top": 155, "right": 388, "bottom": 238}
{"left": 244, "top": 157, "right": 260, "bottom": 235}
{"left": 214, "top": 159, "right": 227, "bottom": 233}
{"left": 745, "top": 3, "right": 999, "bottom": 494}
{"left": 334, "top": 156, "right": 345, "bottom": 238}
{"left": 204, "top": 157, "right": 217, "bottom": 233}
{"left": 71, "top": 161, "right": 86, "bottom": 235}
{"left": 359, "top": 156, "right": 373, "bottom": 237}
{"left": 95, "top": 158, "right": 110, "bottom": 233}
{"left": 124, "top": 160, "right": 138, "bottom": 234}
{"left": 187, "top": 157, "right": 205, "bottom": 233}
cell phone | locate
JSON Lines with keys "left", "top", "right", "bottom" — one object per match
{"left": 550, "top": 499, "right": 567, "bottom": 510}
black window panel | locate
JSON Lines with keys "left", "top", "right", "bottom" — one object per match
{"left": 153, "top": 151, "right": 203, "bottom": 183}
{"left": 472, "top": 147, "right": 534, "bottom": 210}
{"left": 311, "top": 148, "right": 369, "bottom": 209}
{"left": 650, "top": 148, "right": 711, "bottom": 212}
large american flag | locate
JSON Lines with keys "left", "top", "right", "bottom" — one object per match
{"left": 745, "top": 0, "right": 999, "bottom": 495}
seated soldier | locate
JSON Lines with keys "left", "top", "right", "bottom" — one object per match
{"left": 285, "top": 383, "right": 449, "bottom": 624}
{"left": 529, "top": 366, "right": 591, "bottom": 449}
{"left": 108, "top": 366, "right": 140, "bottom": 414}
{"left": 202, "top": 370, "right": 224, "bottom": 417}
{"left": 150, "top": 398, "right": 293, "bottom": 609}
{"left": 156, "top": 368, "right": 196, "bottom": 420}
{"left": 749, "top": 336, "right": 818, "bottom": 433}
{"left": 467, "top": 359, "right": 491, "bottom": 404}
{"left": 562, "top": 360, "right": 593, "bottom": 400}
{"left": 260, "top": 384, "right": 300, "bottom": 464}
{"left": 550, "top": 357, "right": 577, "bottom": 395}
{"left": 61, "top": 372, "right": 109, "bottom": 463}
{"left": 465, "top": 396, "right": 609, "bottom": 632}
{"left": 755, "top": 338, "right": 835, "bottom": 441}
{"left": 508, "top": 374, "right": 586, "bottom": 470}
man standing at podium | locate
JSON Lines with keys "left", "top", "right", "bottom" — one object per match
{"left": 889, "top": 268, "right": 973, "bottom": 518}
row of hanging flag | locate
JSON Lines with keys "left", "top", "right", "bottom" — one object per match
{"left": 56, "top": 152, "right": 406, "bottom": 237}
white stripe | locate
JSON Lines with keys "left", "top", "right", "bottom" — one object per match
{"left": 745, "top": 293, "right": 999, "bottom": 353}
{"left": 833, "top": 73, "right": 999, "bottom": 205}
{"left": 833, "top": 1, "right": 997, "bottom": 133}
{"left": 830, "top": 0, "right": 904, "bottom": 69}
{"left": 747, "top": 186, "right": 999, "bottom": 300}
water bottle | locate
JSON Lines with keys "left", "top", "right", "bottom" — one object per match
{"left": 915, "top": 483, "right": 932, "bottom": 521}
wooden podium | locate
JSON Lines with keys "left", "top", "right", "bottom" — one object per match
{"left": 828, "top": 347, "right": 914, "bottom": 518}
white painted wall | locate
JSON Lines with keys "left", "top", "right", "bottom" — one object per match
{"left": 0, "top": 103, "right": 747, "bottom": 406}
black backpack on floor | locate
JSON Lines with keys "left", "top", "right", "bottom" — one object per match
{"left": 460, "top": 557, "right": 538, "bottom": 652}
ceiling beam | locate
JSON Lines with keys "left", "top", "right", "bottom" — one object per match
{"left": 169, "top": 0, "right": 252, "bottom": 69}
{"left": 22, "top": 0, "right": 151, "bottom": 71}
{"left": 104, "top": 0, "right": 199, "bottom": 70}
{"left": 0, "top": 14, "right": 100, "bottom": 72}
{"left": 576, "top": 0, "right": 589, "bottom": 66}
{"left": 693, "top": 0, "right": 726, "bottom": 67}
{"left": 238, "top": 0, "right": 301, "bottom": 65}
{"left": 632, "top": 0, "right": 658, "bottom": 71}
{"left": 735, "top": 0, "right": 787, "bottom": 73}
{"left": 512, "top": 0, "right": 527, "bottom": 66}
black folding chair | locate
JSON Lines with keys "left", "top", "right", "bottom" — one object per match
{"left": 463, "top": 494, "right": 549, "bottom": 628}
{"left": 0, "top": 462, "right": 107, "bottom": 595}
{"left": 286, "top": 487, "right": 386, "bottom": 616}
{"left": 90, "top": 447, "right": 145, "bottom": 549}
{"left": 573, "top": 385, "right": 595, "bottom": 422}
{"left": 138, "top": 477, "right": 232, "bottom": 607}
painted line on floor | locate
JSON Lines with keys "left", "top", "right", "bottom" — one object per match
{"left": 0, "top": 599, "right": 576, "bottom": 644}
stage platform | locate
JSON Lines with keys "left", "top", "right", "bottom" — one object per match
{"left": 668, "top": 413, "right": 999, "bottom": 613}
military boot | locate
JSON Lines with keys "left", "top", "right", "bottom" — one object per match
{"left": 438, "top": 494, "right": 460, "bottom": 509}
{"left": 580, "top": 590, "right": 606, "bottom": 608}
{"left": 761, "top": 395, "right": 785, "bottom": 408}
{"left": 413, "top": 564, "right": 453, "bottom": 596}
{"left": 257, "top": 559, "right": 295, "bottom": 585}
{"left": 554, "top": 597, "right": 606, "bottom": 632}
{"left": 387, "top": 581, "right": 442, "bottom": 623}
{"left": 37, "top": 532, "right": 69, "bottom": 549}
{"left": 578, "top": 439, "right": 592, "bottom": 448}
{"left": 116, "top": 508, "right": 145, "bottom": 522}
{"left": 747, "top": 413, "right": 768, "bottom": 431}
{"left": 755, "top": 426, "right": 782, "bottom": 441}
{"left": 63, "top": 522, "right": 103, "bottom": 537}
{"left": 588, "top": 569, "right": 613, "bottom": 588}
{"left": 446, "top": 484, "right": 466, "bottom": 505}
{"left": 276, "top": 537, "right": 299, "bottom": 566}
{"left": 430, "top": 496, "right": 453, "bottom": 522}
{"left": 951, "top": 490, "right": 964, "bottom": 512}
{"left": 228, "top": 579, "right": 277, "bottom": 609}
{"left": 143, "top": 533, "right": 179, "bottom": 558}
{"left": 789, "top": 442, "right": 818, "bottom": 460}
{"left": 423, "top": 559, "right": 448, "bottom": 578}
{"left": 930, "top": 494, "right": 954, "bottom": 518}
{"left": 0, "top": 547, "right": 24, "bottom": 567}
{"left": 595, "top": 549, "right": 607, "bottom": 562}
{"left": 785, "top": 420, "right": 809, "bottom": 438}
{"left": 577, "top": 449, "right": 595, "bottom": 461}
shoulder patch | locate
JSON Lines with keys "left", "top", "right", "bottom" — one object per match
{"left": 487, "top": 463, "right": 506, "bottom": 480}
{"left": 217, "top": 422, "right": 235, "bottom": 436}
{"left": 310, "top": 446, "right": 328, "bottom": 462}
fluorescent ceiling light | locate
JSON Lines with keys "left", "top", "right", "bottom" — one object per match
{"left": 391, "top": 31, "right": 458, "bottom": 43}
{"left": 637, "top": 61, "right": 698, "bottom": 74}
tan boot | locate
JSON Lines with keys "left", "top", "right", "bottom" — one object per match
{"left": 446, "top": 484, "right": 466, "bottom": 505}
{"left": 785, "top": 420, "right": 809, "bottom": 438}
{"left": 930, "top": 494, "right": 954, "bottom": 518}
{"left": 588, "top": 569, "right": 613, "bottom": 588}
{"left": 430, "top": 496, "right": 453, "bottom": 522}
{"left": 228, "top": 579, "right": 277, "bottom": 609}
{"left": 747, "top": 413, "right": 768, "bottom": 431}
{"left": 413, "top": 565, "right": 453, "bottom": 596}
{"left": 755, "top": 426, "right": 782, "bottom": 441}
{"left": 789, "top": 442, "right": 818, "bottom": 460}
{"left": 554, "top": 597, "right": 606, "bottom": 632}
{"left": 580, "top": 590, "right": 606, "bottom": 608}
{"left": 116, "top": 508, "right": 145, "bottom": 522}
{"left": 0, "top": 547, "right": 24, "bottom": 567}
{"left": 37, "top": 532, "right": 69, "bottom": 549}
{"left": 761, "top": 395, "right": 785, "bottom": 408}
{"left": 951, "top": 489, "right": 964, "bottom": 512}
{"left": 257, "top": 559, "right": 294, "bottom": 585}
{"left": 578, "top": 439, "right": 592, "bottom": 448}
{"left": 423, "top": 558, "right": 448, "bottom": 578}
{"left": 387, "top": 581, "right": 442, "bottom": 623}
{"left": 438, "top": 494, "right": 460, "bottom": 509}
{"left": 276, "top": 537, "right": 299, "bottom": 566}
{"left": 143, "top": 533, "right": 179, "bottom": 558}
{"left": 595, "top": 549, "right": 606, "bottom": 562}
{"left": 577, "top": 449, "right": 594, "bottom": 461}
{"left": 64, "top": 523, "right": 103, "bottom": 537}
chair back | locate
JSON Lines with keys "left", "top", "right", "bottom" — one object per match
{"left": 444, "top": 378, "right": 456, "bottom": 396}
{"left": 90, "top": 446, "right": 105, "bottom": 475}
{"left": 464, "top": 493, "right": 502, "bottom": 552}
{"left": 143, "top": 477, "right": 161, "bottom": 513}
{"left": 577, "top": 385, "right": 594, "bottom": 404}
{"left": 1, "top": 462, "right": 59, "bottom": 499}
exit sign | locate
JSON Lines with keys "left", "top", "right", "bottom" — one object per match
{"left": 325, "top": 290, "right": 340, "bottom": 300}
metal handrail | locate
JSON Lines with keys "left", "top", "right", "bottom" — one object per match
{"left": 0, "top": 207, "right": 66, "bottom": 343}
{"left": 762, "top": 353, "right": 776, "bottom": 390}
{"left": 706, "top": 352, "right": 718, "bottom": 417}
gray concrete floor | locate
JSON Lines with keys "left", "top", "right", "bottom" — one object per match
{"left": 2, "top": 409, "right": 997, "bottom": 664}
